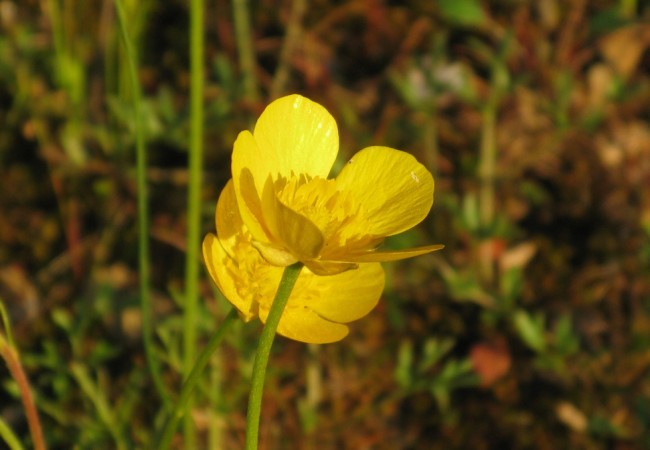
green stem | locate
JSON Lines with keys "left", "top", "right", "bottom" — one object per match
{"left": 70, "top": 363, "right": 127, "bottom": 450}
{"left": 156, "top": 308, "right": 238, "bottom": 450}
{"left": 478, "top": 101, "right": 496, "bottom": 284}
{"left": 208, "top": 333, "right": 224, "bottom": 449}
{"left": 621, "top": 0, "right": 637, "bottom": 17}
{"left": 245, "top": 263, "right": 303, "bottom": 450}
{"left": 478, "top": 38, "right": 509, "bottom": 285}
{"left": 423, "top": 109, "right": 439, "bottom": 179}
{"left": 304, "top": 343, "right": 322, "bottom": 433}
{"left": 269, "top": 0, "right": 306, "bottom": 99}
{"left": 0, "top": 415, "right": 25, "bottom": 450}
{"left": 114, "top": 0, "right": 171, "bottom": 408}
{"left": 0, "top": 301, "right": 14, "bottom": 348}
{"left": 232, "top": 0, "right": 259, "bottom": 102}
{"left": 183, "top": 0, "right": 205, "bottom": 444}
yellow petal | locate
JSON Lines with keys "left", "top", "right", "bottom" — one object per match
{"left": 251, "top": 240, "right": 298, "bottom": 267}
{"left": 232, "top": 95, "right": 339, "bottom": 204}
{"left": 214, "top": 180, "right": 243, "bottom": 259}
{"left": 343, "top": 244, "right": 444, "bottom": 262}
{"left": 261, "top": 175, "right": 324, "bottom": 261}
{"left": 271, "top": 307, "right": 350, "bottom": 344}
{"left": 305, "top": 263, "right": 385, "bottom": 323}
{"left": 231, "top": 136, "right": 272, "bottom": 243}
{"left": 335, "top": 146, "right": 434, "bottom": 236}
{"left": 202, "top": 233, "right": 257, "bottom": 321}
{"left": 253, "top": 94, "right": 339, "bottom": 179}
{"left": 304, "top": 260, "right": 359, "bottom": 276}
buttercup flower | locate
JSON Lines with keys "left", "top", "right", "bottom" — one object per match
{"left": 203, "top": 94, "right": 442, "bottom": 343}
{"left": 231, "top": 94, "right": 442, "bottom": 275}
{"left": 203, "top": 180, "right": 385, "bottom": 343}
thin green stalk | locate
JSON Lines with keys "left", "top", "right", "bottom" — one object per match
{"left": 114, "top": 0, "right": 170, "bottom": 408}
{"left": 0, "top": 301, "right": 14, "bottom": 349}
{"left": 621, "top": 0, "right": 637, "bottom": 17}
{"left": 70, "top": 363, "right": 127, "bottom": 450}
{"left": 245, "top": 263, "right": 303, "bottom": 450}
{"left": 478, "top": 101, "right": 496, "bottom": 283}
{"left": 304, "top": 343, "right": 322, "bottom": 433}
{"left": 45, "top": 0, "right": 65, "bottom": 60}
{"left": 270, "top": 0, "right": 306, "bottom": 99}
{"left": 156, "top": 308, "right": 238, "bottom": 450}
{"left": 183, "top": 0, "right": 205, "bottom": 445}
{"left": 208, "top": 341, "right": 224, "bottom": 449}
{"left": 0, "top": 416, "right": 25, "bottom": 450}
{"left": 423, "top": 109, "right": 439, "bottom": 179}
{"left": 232, "top": 0, "right": 259, "bottom": 102}
{"left": 478, "top": 38, "right": 509, "bottom": 285}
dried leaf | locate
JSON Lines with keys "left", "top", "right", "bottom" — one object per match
{"left": 599, "top": 24, "right": 650, "bottom": 79}
{"left": 470, "top": 341, "right": 511, "bottom": 387}
{"left": 556, "top": 402, "right": 588, "bottom": 432}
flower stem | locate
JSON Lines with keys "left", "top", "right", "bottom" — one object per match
{"left": 156, "top": 308, "right": 239, "bottom": 450}
{"left": 245, "top": 263, "right": 303, "bottom": 450}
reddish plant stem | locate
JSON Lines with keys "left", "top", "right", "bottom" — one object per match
{"left": 0, "top": 339, "right": 47, "bottom": 450}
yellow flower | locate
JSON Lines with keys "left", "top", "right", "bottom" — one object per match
{"left": 203, "top": 94, "right": 442, "bottom": 343}
{"left": 231, "top": 94, "right": 442, "bottom": 275}
{"left": 203, "top": 180, "right": 385, "bottom": 343}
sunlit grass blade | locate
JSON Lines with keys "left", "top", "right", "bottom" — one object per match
{"left": 156, "top": 308, "right": 238, "bottom": 450}
{"left": 0, "top": 416, "right": 24, "bottom": 450}
{"left": 182, "top": 0, "right": 206, "bottom": 445}
{"left": 232, "top": 0, "right": 259, "bottom": 102}
{"left": 113, "top": 0, "right": 170, "bottom": 408}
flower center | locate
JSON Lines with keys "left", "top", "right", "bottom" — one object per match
{"left": 227, "top": 228, "right": 320, "bottom": 319}
{"left": 225, "top": 232, "right": 277, "bottom": 319}
{"left": 274, "top": 174, "right": 381, "bottom": 258}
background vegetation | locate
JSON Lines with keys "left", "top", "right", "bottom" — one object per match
{"left": 1, "top": 0, "right": 650, "bottom": 448}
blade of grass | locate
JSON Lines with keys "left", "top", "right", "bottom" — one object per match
{"left": 0, "top": 301, "right": 14, "bottom": 348}
{"left": 183, "top": 0, "right": 206, "bottom": 445}
{"left": 478, "top": 36, "right": 510, "bottom": 285}
{"left": 156, "top": 308, "right": 238, "bottom": 450}
{"left": 70, "top": 363, "right": 127, "bottom": 450}
{"left": 114, "top": 0, "right": 171, "bottom": 408}
{"left": 233, "top": 0, "right": 259, "bottom": 102}
{"left": 269, "top": 0, "right": 306, "bottom": 99}
{"left": 0, "top": 416, "right": 25, "bottom": 450}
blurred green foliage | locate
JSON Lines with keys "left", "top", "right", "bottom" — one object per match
{"left": 1, "top": 0, "right": 650, "bottom": 449}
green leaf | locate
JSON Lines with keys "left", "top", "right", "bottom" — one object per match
{"left": 418, "top": 337, "right": 455, "bottom": 373}
{"left": 554, "top": 314, "right": 579, "bottom": 356}
{"left": 395, "top": 339, "right": 414, "bottom": 389}
{"left": 438, "top": 0, "right": 485, "bottom": 27}
{"left": 513, "top": 309, "right": 546, "bottom": 352}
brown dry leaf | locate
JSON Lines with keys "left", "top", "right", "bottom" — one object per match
{"left": 599, "top": 24, "right": 650, "bottom": 79}
{"left": 596, "top": 120, "right": 650, "bottom": 184}
{"left": 499, "top": 242, "right": 537, "bottom": 273}
{"left": 556, "top": 401, "right": 588, "bottom": 432}
{"left": 0, "top": 264, "right": 40, "bottom": 321}
{"left": 120, "top": 307, "right": 142, "bottom": 341}
{"left": 587, "top": 63, "right": 614, "bottom": 109}
{"left": 470, "top": 341, "right": 511, "bottom": 387}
